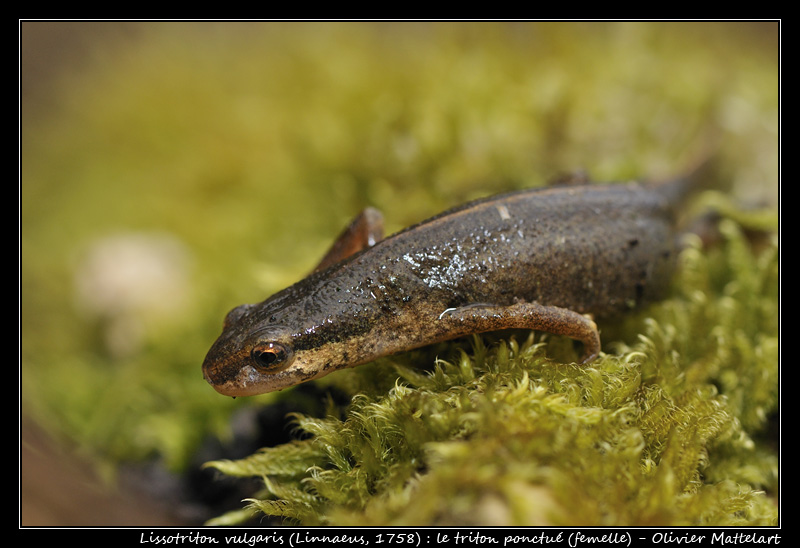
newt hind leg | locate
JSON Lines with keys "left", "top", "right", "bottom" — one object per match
{"left": 314, "top": 207, "right": 384, "bottom": 272}
{"left": 438, "top": 301, "right": 601, "bottom": 363}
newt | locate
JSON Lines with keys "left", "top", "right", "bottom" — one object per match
{"left": 203, "top": 168, "right": 708, "bottom": 396}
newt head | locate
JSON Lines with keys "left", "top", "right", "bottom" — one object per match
{"left": 202, "top": 303, "right": 315, "bottom": 396}
{"left": 202, "top": 297, "right": 373, "bottom": 396}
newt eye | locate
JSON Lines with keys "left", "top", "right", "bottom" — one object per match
{"left": 251, "top": 341, "right": 294, "bottom": 373}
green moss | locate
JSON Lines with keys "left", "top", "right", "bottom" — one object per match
{"left": 22, "top": 22, "right": 778, "bottom": 523}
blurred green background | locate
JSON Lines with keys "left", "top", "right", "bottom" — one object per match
{"left": 20, "top": 21, "right": 778, "bottom": 525}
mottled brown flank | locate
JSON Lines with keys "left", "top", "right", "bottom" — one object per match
{"left": 203, "top": 178, "right": 690, "bottom": 396}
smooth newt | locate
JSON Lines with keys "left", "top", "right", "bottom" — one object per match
{"left": 203, "top": 171, "right": 706, "bottom": 396}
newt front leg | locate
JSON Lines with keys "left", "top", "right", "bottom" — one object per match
{"left": 313, "top": 208, "right": 384, "bottom": 272}
{"left": 436, "top": 302, "right": 601, "bottom": 363}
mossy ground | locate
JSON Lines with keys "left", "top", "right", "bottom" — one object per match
{"left": 21, "top": 22, "right": 778, "bottom": 525}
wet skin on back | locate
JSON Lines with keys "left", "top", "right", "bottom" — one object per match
{"left": 203, "top": 179, "right": 687, "bottom": 396}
